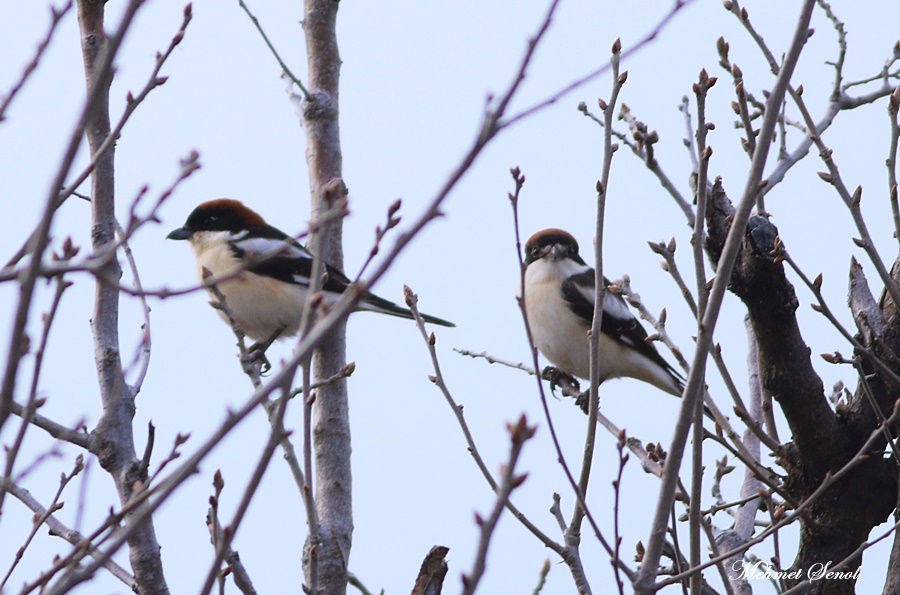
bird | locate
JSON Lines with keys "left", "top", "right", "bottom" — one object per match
{"left": 519, "top": 228, "right": 684, "bottom": 397}
{"left": 166, "top": 199, "right": 454, "bottom": 347}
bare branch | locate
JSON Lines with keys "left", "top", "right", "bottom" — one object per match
{"left": 888, "top": 89, "right": 900, "bottom": 243}
{"left": 405, "top": 287, "right": 574, "bottom": 560}
{"left": 206, "top": 473, "right": 259, "bottom": 595}
{"left": 0, "top": 471, "right": 137, "bottom": 593}
{"left": 0, "top": 1, "right": 73, "bottom": 123}
{"left": 634, "top": 3, "right": 818, "bottom": 591}
{"left": 0, "top": 274, "right": 72, "bottom": 514}
{"left": 0, "top": 0, "right": 145, "bottom": 432}
{"left": 572, "top": 38, "right": 624, "bottom": 545}
{"left": 504, "top": 0, "right": 697, "bottom": 129}
{"left": 238, "top": 0, "right": 309, "bottom": 99}
{"left": 199, "top": 383, "right": 291, "bottom": 595}
{"left": 509, "top": 169, "right": 624, "bottom": 592}
{"left": 461, "top": 415, "right": 535, "bottom": 595}
{"left": 410, "top": 546, "right": 449, "bottom": 595}
{"left": 689, "top": 66, "right": 717, "bottom": 595}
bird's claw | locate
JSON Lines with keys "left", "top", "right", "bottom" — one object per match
{"left": 574, "top": 390, "right": 590, "bottom": 414}
{"left": 242, "top": 327, "right": 284, "bottom": 376}
{"left": 243, "top": 344, "right": 272, "bottom": 376}
{"left": 541, "top": 366, "right": 580, "bottom": 397}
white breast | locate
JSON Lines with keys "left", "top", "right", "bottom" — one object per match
{"left": 521, "top": 258, "right": 593, "bottom": 379}
{"left": 190, "top": 232, "right": 307, "bottom": 342}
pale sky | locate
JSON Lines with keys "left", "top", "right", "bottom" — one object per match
{"left": 2, "top": 1, "right": 900, "bottom": 593}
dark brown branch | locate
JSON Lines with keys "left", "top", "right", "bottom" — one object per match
{"left": 705, "top": 178, "right": 837, "bottom": 472}
{"left": 411, "top": 546, "right": 449, "bottom": 595}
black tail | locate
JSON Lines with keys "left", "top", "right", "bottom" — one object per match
{"left": 360, "top": 292, "right": 455, "bottom": 327}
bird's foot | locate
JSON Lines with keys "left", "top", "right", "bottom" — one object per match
{"left": 541, "top": 366, "right": 580, "bottom": 397}
{"left": 242, "top": 345, "right": 272, "bottom": 376}
{"left": 574, "top": 390, "right": 590, "bottom": 414}
{"left": 243, "top": 327, "right": 284, "bottom": 376}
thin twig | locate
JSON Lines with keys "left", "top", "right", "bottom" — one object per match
{"left": 510, "top": 170, "right": 623, "bottom": 591}
{"left": 117, "top": 218, "right": 152, "bottom": 395}
{"left": 0, "top": 473, "right": 137, "bottom": 592}
{"left": 0, "top": 274, "right": 71, "bottom": 514}
{"left": 571, "top": 38, "right": 623, "bottom": 546}
{"left": 0, "top": 1, "right": 73, "bottom": 123}
{"left": 611, "top": 433, "right": 629, "bottom": 595}
{"left": 237, "top": 0, "right": 310, "bottom": 99}
{"left": 198, "top": 383, "right": 292, "bottom": 595}
{"left": 689, "top": 67, "right": 716, "bottom": 595}
{"left": 504, "top": 0, "right": 697, "bottom": 129}
{"left": 634, "top": 3, "right": 818, "bottom": 591}
{"left": 206, "top": 472, "right": 259, "bottom": 595}
{"left": 405, "top": 287, "right": 574, "bottom": 563}
{"left": 461, "top": 415, "right": 535, "bottom": 595}
{"left": 888, "top": 89, "right": 900, "bottom": 244}
{"left": 456, "top": 347, "right": 673, "bottom": 479}
{"left": 602, "top": 102, "right": 695, "bottom": 225}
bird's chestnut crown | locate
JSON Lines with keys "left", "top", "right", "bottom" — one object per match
{"left": 524, "top": 228, "right": 582, "bottom": 265}
{"left": 168, "top": 199, "right": 267, "bottom": 239}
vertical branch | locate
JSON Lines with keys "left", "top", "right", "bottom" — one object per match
{"left": 716, "top": 318, "right": 765, "bottom": 595}
{"left": 611, "top": 434, "right": 629, "bottom": 595}
{"left": 301, "top": 0, "right": 350, "bottom": 591}
{"left": 888, "top": 88, "right": 900, "bottom": 245}
{"left": 573, "top": 39, "right": 624, "bottom": 533}
{"left": 633, "top": 2, "right": 817, "bottom": 592}
{"left": 0, "top": 0, "right": 130, "bottom": 430}
{"left": 461, "top": 415, "right": 535, "bottom": 595}
{"left": 689, "top": 68, "right": 715, "bottom": 595}
{"left": 76, "top": 1, "right": 168, "bottom": 593}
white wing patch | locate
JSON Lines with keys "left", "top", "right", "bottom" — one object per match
{"left": 569, "top": 272, "right": 636, "bottom": 323}
{"left": 602, "top": 289, "right": 633, "bottom": 322}
{"left": 232, "top": 236, "right": 312, "bottom": 261}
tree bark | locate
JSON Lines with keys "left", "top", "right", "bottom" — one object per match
{"left": 704, "top": 178, "right": 897, "bottom": 594}
{"left": 302, "top": 1, "right": 352, "bottom": 593}
{"left": 77, "top": 2, "right": 169, "bottom": 593}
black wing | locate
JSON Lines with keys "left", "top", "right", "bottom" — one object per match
{"left": 229, "top": 224, "right": 353, "bottom": 295}
{"left": 561, "top": 269, "right": 682, "bottom": 382}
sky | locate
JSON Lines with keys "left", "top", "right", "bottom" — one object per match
{"left": 2, "top": 0, "right": 900, "bottom": 594}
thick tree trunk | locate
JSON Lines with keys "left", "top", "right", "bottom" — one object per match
{"left": 301, "top": 1, "right": 352, "bottom": 593}
{"left": 77, "top": 2, "right": 169, "bottom": 593}
{"left": 705, "top": 178, "right": 897, "bottom": 595}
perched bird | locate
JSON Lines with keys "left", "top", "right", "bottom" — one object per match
{"left": 520, "top": 228, "right": 683, "bottom": 396}
{"left": 167, "top": 199, "right": 454, "bottom": 345}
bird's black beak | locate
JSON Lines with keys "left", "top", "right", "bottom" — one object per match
{"left": 548, "top": 244, "right": 567, "bottom": 260}
{"left": 166, "top": 227, "right": 192, "bottom": 241}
